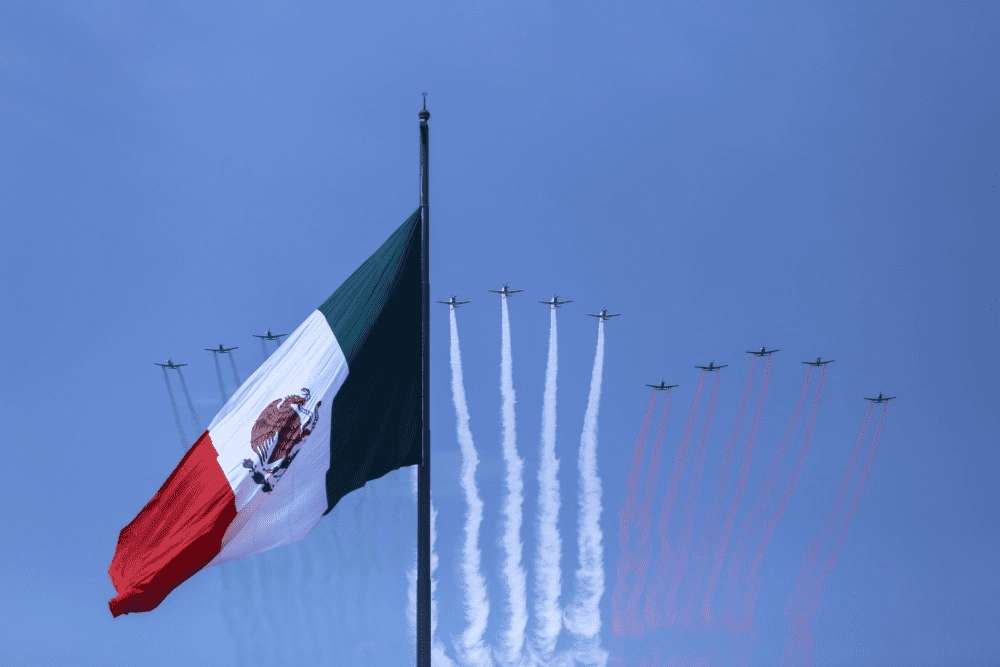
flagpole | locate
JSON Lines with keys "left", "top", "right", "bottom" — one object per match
{"left": 417, "top": 94, "right": 432, "bottom": 667}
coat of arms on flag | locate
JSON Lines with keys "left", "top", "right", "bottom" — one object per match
{"left": 242, "top": 389, "right": 322, "bottom": 493}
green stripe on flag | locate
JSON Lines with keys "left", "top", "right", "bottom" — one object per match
{"left": 318, "top": 209, "right": 423, "bottom": 513}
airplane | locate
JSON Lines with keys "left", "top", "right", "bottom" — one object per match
{"left": 205, "top": 344, "right": 238, "bottom": 354}
{"left": 488, "top": 284, "right": 523, "bottom": 297}
{"left": 587, "top": 308, "right": 621, "bottom": 321}
{"left": 646, "top": 381, "right": 679, "bottom": 390}
{"left": 864, "top": 392, "right": 896, "bottom": 403}
{"left": 154, "top": 359, "right": 187, "bottom": 369}
{"left": 253, "top": 329, "right": 287, "bottom": 341}
{"left": 802, "top": 357, "right": 835, "bottom": 367}
{"left": 437, "top": 296, "right": 471, "bottom": 308}
{"left": 539, "top": 295, "right": 573, "bottom": 308}
{"left": 695, "top": 361, "right": 728, "bottom": 371}
{"left": 746, "top": 346, "right": 780, "bottom": 357}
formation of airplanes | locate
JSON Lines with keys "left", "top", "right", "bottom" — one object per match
{"left": 151, "top": 289, "right": 894, "bottom": 402}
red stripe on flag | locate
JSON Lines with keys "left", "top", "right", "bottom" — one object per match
{"left": 108, "top": 431, "right": 237, "bottom": 617}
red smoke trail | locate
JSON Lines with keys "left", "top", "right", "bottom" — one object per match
{"left": 698, "top": 354, "right": 772, "bottom": 628}
{"left": 612, "top": 389, "right": 659, "bottom": 637}
{"left": 663, "top": 653, "right": 684, "bottom": 667}
{"left": 735, "top": 365, "right": 828, "bottom": 633}
{"left": 825, "top": 402, "right": 887, "bottom": 571}
{"left": 644, "top": 372, "right": 706, "bottom": 630}
{"left": 635, "top": 645, "right": 663, "bottom": 667}
{"left": 664, "top": 370, "right": 722, "bottom": 628}
{"left": 722, "top": 364, "right": 812, "bottom": 633}
{"left": 625, "top": 388, "right": 673, "bottom": 638}
{"left": 623, "top": 390, "right": 659, "bottom": 539}
{"left": 682, "top": 357, "right": 758, "bottom": 628}
{"left": 814, "top": 401, "right": 875, "bottom": 554}
{"left": 782, "top": 402, "right": 885, "bottom": 667}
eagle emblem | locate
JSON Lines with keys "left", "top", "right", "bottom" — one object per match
{"left": 242, "top": 388, "right": 322, "bottom": 493}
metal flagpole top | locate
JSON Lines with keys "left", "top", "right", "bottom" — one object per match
{"left": 419, "top": 92, "right": 430, "bottom": 121}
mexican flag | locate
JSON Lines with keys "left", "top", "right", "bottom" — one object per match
{"left": 108, "top": 210, "right": 423, "bottom": 617}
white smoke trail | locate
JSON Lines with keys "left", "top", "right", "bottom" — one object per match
{"left": 228, "top": 353, "right": 242, "bottom": 387}
{"left": 450, "top": 307, "right": 494, "bottom": 667}
{"left": 533, "top": 306, "right": 563, "bottom": 660}
{"left": 352, "top": 486, "right": 372, "bottom": 661}
{"left": 176, "top": 368, "right": 203, "bottom": 433}
{"left": 499, "top": 296, "right": 529, "bottom": 667}
{"left": 211, "top": 353, "right": 228, "bottom": 403}
{"left": 323, "top": 515, "right": 351, "bottom": 665}
{"left": 432, "top": 500, "right": 458, "bottom": 667}
{"left": 161, "top": 367, "right": 188, "bottom": 447}
{"left": 409, "top": 467, "right": 458, "bottom": 667}
{"left": 295, "top": 529, "right": 324, "bottom": 665}
{"left": 408, "top": 468, "right": 418, "bottom": 651}
{"left": 565, "top": 320, "right": 608, "bottom": 667}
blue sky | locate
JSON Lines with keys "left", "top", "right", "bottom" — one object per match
{"left": 1, "top": 1, "right": 997, "bottom": 666}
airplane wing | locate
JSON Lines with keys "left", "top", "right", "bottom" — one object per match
{"left": 456, "top": 300, "right": 471, "bottom": 305}
{"left": 694, "top": 365, "right": 709, "bottom": 370}
{"left": 718, "top": 364, "right": 728, "bottom": 368}
{"left": 587, "top": 313, "right": 600, "bottom": 318}
{"left": 606, "top": 313, "right": 621, "bottom": 318}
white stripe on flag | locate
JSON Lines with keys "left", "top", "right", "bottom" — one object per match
{"left": 208, "top": 310, "right": 349, "bottom": 564}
